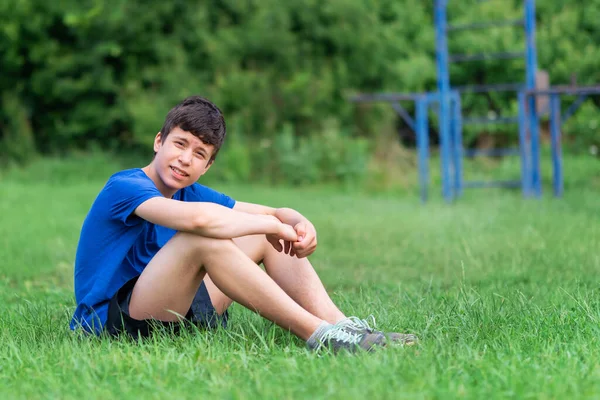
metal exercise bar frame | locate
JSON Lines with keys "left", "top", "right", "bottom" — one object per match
{"left": 435, "top": 0, "right": 539, "bottom": 201}
{"left": 425, "top": 91, "right": 462, "bottom": 202}
{"left": 525, "top": 0, "right": 541, "bottom": 197}
{"left": 528, "top": 86, "right": 600, "bottom": 95}
{"left": 415, "top": 96, "right": 430, "bottom": 203}
{"left": 524, "top": 85, "right": 600, "bottom": 198}
{"left": 434, "top": 0, "right": 454, "bottom": 203}
{"left": 351, "top": 89, "right": 463, "bottom": 203}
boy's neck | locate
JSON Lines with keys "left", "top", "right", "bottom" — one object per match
{"left": 141, "top": 164, "right": 176, "bottom": 198}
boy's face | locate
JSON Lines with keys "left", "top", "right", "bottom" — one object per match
{"left": 152, "top": 127, "right": 215, "bottom": 193}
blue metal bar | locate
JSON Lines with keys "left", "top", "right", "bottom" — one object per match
{"left": 449, "top": 51, "right": 525, "bottom": 63}
{"left": 464, "top": 148, "right": 520, "bottom": 157}
{"left": 454, "top": 83, "right": 524, "bottom": 93}
{"left": 451, "top": 92, "right": 463, "bottom": 197}
{"left": 463, "top": 180, "right": 522, "bottom": 189}
{"left": 462, "top": 116, "right": 519, "bottom": 125}
{"left": 550, "top": 94, "right": 563, "bottom": 197}
{"left": 435, "top": 0, "right": 453, "bottom": 202}
{"left": 415, "top": 97, "right": 430, "bottom": 203}
{"left": 561, "top": 94, "right": 588, "bottom": 124}
{"left": 525, "top": 0, "right": 541, "bottom": 197}
{"left": 390, "top": 102, "right": 416, "bottom": 131}
{"left": 447, "top": 19, "right": 524, "bottom": 32}
{"left": 525, "top": 86, "right": 600, "bottom": 96}
{"left": 518, "top": 91, "right": 532, "bottom": 197}
{"left": 425, "top": 92, "right": 443, "bottom": 103}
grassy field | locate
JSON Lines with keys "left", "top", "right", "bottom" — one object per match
{"left": 1, "top": 155, "right": 599, "bottom": 399}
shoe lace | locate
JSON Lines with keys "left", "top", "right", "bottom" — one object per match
{"left": 335, "top": 315, "right": 377, "bottom": 333}
{"left": 315, "top": 325, "right": 363, "bottom": 351}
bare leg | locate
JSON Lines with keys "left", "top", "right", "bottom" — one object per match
{"left": 204, "top": 235, "right": 346, "bottom": 323}
{"left": 128, "top": 232, "right": 323, "bottom": 340}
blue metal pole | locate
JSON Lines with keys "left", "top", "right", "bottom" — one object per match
{"left": 416, "top": 96, "right": 430, "bottom": 203}
{"left": 550, "top": 94, "right": 563, "bottom": 197}
{"left": 524, "top": 0, "right": 541, "bottom": 197}
{"left": 434, "top": 0, "right": 453, "bottom": 202}
{"left": 518, "top": 91, "right": 531, "bottom": 197}
{"left": 451, "top": 91, "right": 464, "bottom": 197}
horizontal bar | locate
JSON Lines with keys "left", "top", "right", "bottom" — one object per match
{"left": 463, "top": 116, "right": 519, "bottom": 125}
{"left": 463, "top": 180, "right": 521, "bottom": 189}
{"left": 525, "top": 85, "right": 600, "bottom": 96}
{"left": 454, "top": 83, "right": 524, "bottom": 93}
{"left": 464, "top": 148, "right": 520, "bottom": 157}
{"left": 449, "top": 51, "right": 525, "bottom": 63}
{"left": 447, "top": 19, "right": 524, "bottom": 32}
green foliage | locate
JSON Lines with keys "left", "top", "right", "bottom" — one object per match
{"left": 0, "top": 0, "right": 599, "bottom": 173}
{"left": 563, "top": 101, "right": 600, "bottom": 153}
{"left": 0, "top": 92, "right": 36, "bottom": 164}
{"left": 205, "top": 123, "right": 370, "bottom": 187}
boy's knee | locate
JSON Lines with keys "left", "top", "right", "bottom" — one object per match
{"left": 232, "top": 234, "right": 270, "bottom": 264}
{"left": 175, "top": 232, "right": 235, "bottom": 256}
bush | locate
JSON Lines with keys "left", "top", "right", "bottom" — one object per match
{"left": 562, "top": 101, "right": 600, "bottom": 154}
{"left": 204, "top": 123, "right": 370, "bottom": 187}
{"left": 0, "top": 0, "right": 599, "bottom": 171}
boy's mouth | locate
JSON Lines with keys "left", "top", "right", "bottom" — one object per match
{"left": 170, "top": 166, "right": 189, "bottom": 177}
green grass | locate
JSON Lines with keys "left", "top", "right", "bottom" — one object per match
{"left": 1, "top": 154, "right": 600, "bottom": 399}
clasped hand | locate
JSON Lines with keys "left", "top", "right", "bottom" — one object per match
{"left": 266, "top": 218, "right": 317, "bottom": 259}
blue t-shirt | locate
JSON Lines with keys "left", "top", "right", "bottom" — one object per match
{"left": 69, "top": 168, "right": 235, "bottom": 334}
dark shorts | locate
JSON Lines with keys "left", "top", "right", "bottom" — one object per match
{"left": 104, "top": 276, "right": 229, "bottom": 339}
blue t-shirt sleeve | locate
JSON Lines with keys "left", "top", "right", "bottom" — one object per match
{"left": 103, "top": 172, "right": 163, "bottom": 226}
{"left": 184, "top": 183, "right": 236, "bottom": 208}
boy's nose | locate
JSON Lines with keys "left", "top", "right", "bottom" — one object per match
{"left": 178, "top": 150, "right": 192, "bottom": 164}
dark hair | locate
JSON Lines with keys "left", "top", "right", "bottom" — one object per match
{"left": 159, "top": 96, "right": 226, "bottom": 161}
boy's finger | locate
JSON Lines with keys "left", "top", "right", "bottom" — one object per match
{"left": 295, "top": 223, "right": 307, "bottom": 239}
{"left": 293, "top": 240, "right": 306, "bottom": 251}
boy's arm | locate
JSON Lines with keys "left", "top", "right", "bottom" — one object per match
{"left": 134, "top": 197, "right": 297, "bottom": 241}
{"left": 234, "top": 201, "right": 318, "bottom": 258}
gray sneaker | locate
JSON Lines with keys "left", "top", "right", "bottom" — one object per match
{"left": 310, "top": 322, "right": 388, "bottom": 353}
{"left": 336, "top": 316, "right": 418, "bottom": 346}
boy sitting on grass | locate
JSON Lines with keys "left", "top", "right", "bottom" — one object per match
{"left": 69, "top": 95, "right": 417, "bottom": 353}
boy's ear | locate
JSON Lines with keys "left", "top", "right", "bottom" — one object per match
{"left": 153, "top": 132, "right": 162, "bottom": 152}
